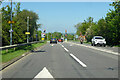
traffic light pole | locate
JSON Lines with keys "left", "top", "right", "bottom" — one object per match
{"left": 10, "top": 0, "right": 12, "bottom": 45}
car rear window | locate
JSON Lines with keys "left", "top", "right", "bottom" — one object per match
{"left": 95, "top": 37, "right": 103, "bottom": 39}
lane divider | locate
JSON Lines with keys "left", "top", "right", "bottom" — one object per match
{"left": 70, "top": 53, "right": 87, "bottom": 68}
{"left": 59, "top": 43, "right": 69, "bottom": 52}
{"left": 59, "top": 43, "right": 87, "bottom": 68}
{"left": 64, "top": 47, "right": 69, "bottom": 52}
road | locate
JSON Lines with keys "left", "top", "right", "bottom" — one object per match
{"left": 2, "top": 41, "right": 118, "bottom": 79}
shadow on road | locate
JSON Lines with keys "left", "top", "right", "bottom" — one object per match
{"left": 31, "top": 50, "right": 46, "bottom": 53}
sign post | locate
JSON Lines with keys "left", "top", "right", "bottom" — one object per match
{"left": 27, "top": 16, "right": 29, "bottom": 43}
{"left": 65, "top": 30, "right": 67, "bottom": 42}
{"left": 41, "top": 31, "right": 46, "bottom": 41}
{"left": 10, "top": 0, "right": 13, "bottom": 45}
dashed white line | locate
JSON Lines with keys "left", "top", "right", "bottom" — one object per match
{"left": 60, "top": 43, "right": 87, "bottom": 67}
{"left": 70, "top": 54, "right": 87, "bottom": 68}
{"left": 51, "top": 44, "right": 54, "bottom": 46}
{"left": 34, "top": 67, "right": 54, "bottom": 78}
{"left": 64, "top": 47, "right": 69, "bottom": 52}
{"left": 62, "top": 45, "right": 64, "bottom": 47}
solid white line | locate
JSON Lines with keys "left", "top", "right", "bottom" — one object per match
{"left": 34, "top": 67, "right": 54, "bottom": 78}
{"left": 66, "top": 42, "right": 118, "bottom": 56}
{"left": 70, "top": 53, "right": 87, "bottom": 68}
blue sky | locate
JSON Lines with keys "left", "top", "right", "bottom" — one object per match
{"left": 2, "top": 2, "right": 114, "bottom": 33}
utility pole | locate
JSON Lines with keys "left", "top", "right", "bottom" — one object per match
{"left": 74, "top": 35, "right": 75, "bottom": 41}
{"left": 47, "top": 33, "right": 48, "bottom": 41}
{"left": 10, "top": 0, "right": 13, "bottom": 45}
{"left": 27, "top": 16, "right": 29, "bottom": 43}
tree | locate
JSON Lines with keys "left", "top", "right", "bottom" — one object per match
{"left": 105, "top": 1, "right": 120, "bottom": 45}
{"left": 75, "top": 17, "right": 94, "bottom": 36}
{"left": 1, "top": 2, "right": 40, "bottom": 46}
{"left": 2, "top": 5, "right": 11, "bottom": 45}
{"left": 75, "top": 1, "right": 120, "bottom": 46}
{"left": 13, "top": 9, "right": 39, "bottom": 43}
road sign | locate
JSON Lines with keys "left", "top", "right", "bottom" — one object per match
{"left": 8, "top": 21, "right": 15, "bottom": 24}
{"left": 44, "top": 30, "right": 46, "bottom": 33}
{"left": 42, "top": 38, "right": 44, "bottom": 41}
{"left": 65, "top": 30, "right": 67, "bottom": 33}
{"left": 76, "top": 35, "right": 78, "bottom": 38}
{"left": 41, "top": 33, "right": 46, "bottom": 38}
{"left": 9, "top": 29, "right": 13, "bottom": 32}
{"left": 25, "top": 32, "right": 30, "bottom": 34}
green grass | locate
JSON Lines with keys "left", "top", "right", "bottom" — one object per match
{"left": 114, "top": 45, "right": 120, "bottom": 47}
{"left": 2, "top": 41, "right": 47, "bottom": 63}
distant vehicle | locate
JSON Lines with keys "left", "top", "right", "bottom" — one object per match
{"left": 58, "top": 39, "right": 62, "bottom": 42}
{"left": 91, "top": 36, "right": 106, "bottom": 47}
{"left": 61, "top": 39, "right": 63, "bottom": 42}
{"left": 50, "top": 38, "right": 57, "bottom": 44}
{"left": 58, "top": 38, "right": 63, "bottom": 42}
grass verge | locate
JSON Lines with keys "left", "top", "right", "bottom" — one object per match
{"left": 2, "top": 41, "right": 47, "bottom": 63}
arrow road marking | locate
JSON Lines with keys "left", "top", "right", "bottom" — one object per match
{"left": 70, "top": 53, "right": 87, "bottom": 68}
{"left": 34, "top": 67, "right": 54, "bottom": 78}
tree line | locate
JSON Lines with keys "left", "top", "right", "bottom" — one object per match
{"left": 1, "top": 2, "right": 41, "bottom": 46}
{"left": 75, "top": 1, "right": 120, "bottom": 46}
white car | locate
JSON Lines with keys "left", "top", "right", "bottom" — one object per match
{"left": 91, "top": 36, "right": 106, "bottom": 47}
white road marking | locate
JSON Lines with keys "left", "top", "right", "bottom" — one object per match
{"left": 34, "top": 67, "right": 54, "bottom": 78}
{"left": 62, "top": 45, "right": 64, "bottom": 48}
{"left": 59, "top": 43, "right": 87, "bottom": 67}
{"left": 59, "top": 44, "right": 69, "bottom": 52}
{"left": 59, "top": 43, "right": 65, "bottom": 48}
{"left": 70, "top": 44, "right": 72, "bottom": 46}
{"left": 64, "top": 47, "right": 69, "bottom": 52}
{"left": 67, "top": 42, "right": 118, "bottom": 56}
{"left": 51, "top": 44, "right": 54, "bottom": 46}
{"left": 70, "top": 54, "right": 87, "bottom": 68}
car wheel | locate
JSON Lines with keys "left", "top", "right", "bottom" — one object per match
{"left": 91, "top": 43, "right": 93, "bottom": 46}
{"left": 93, "top": 43, "right": 96, "bottom": 46}
{"left": 103, "top": 44, "right": 106, "bottom": 47}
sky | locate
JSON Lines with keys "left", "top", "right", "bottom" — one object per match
{"left": 2, "top": 2, "right": 114, "bottom": 33}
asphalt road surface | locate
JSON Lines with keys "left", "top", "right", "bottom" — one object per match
{"left": 2, "top": 41, "right": 118, "bottom": 79}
